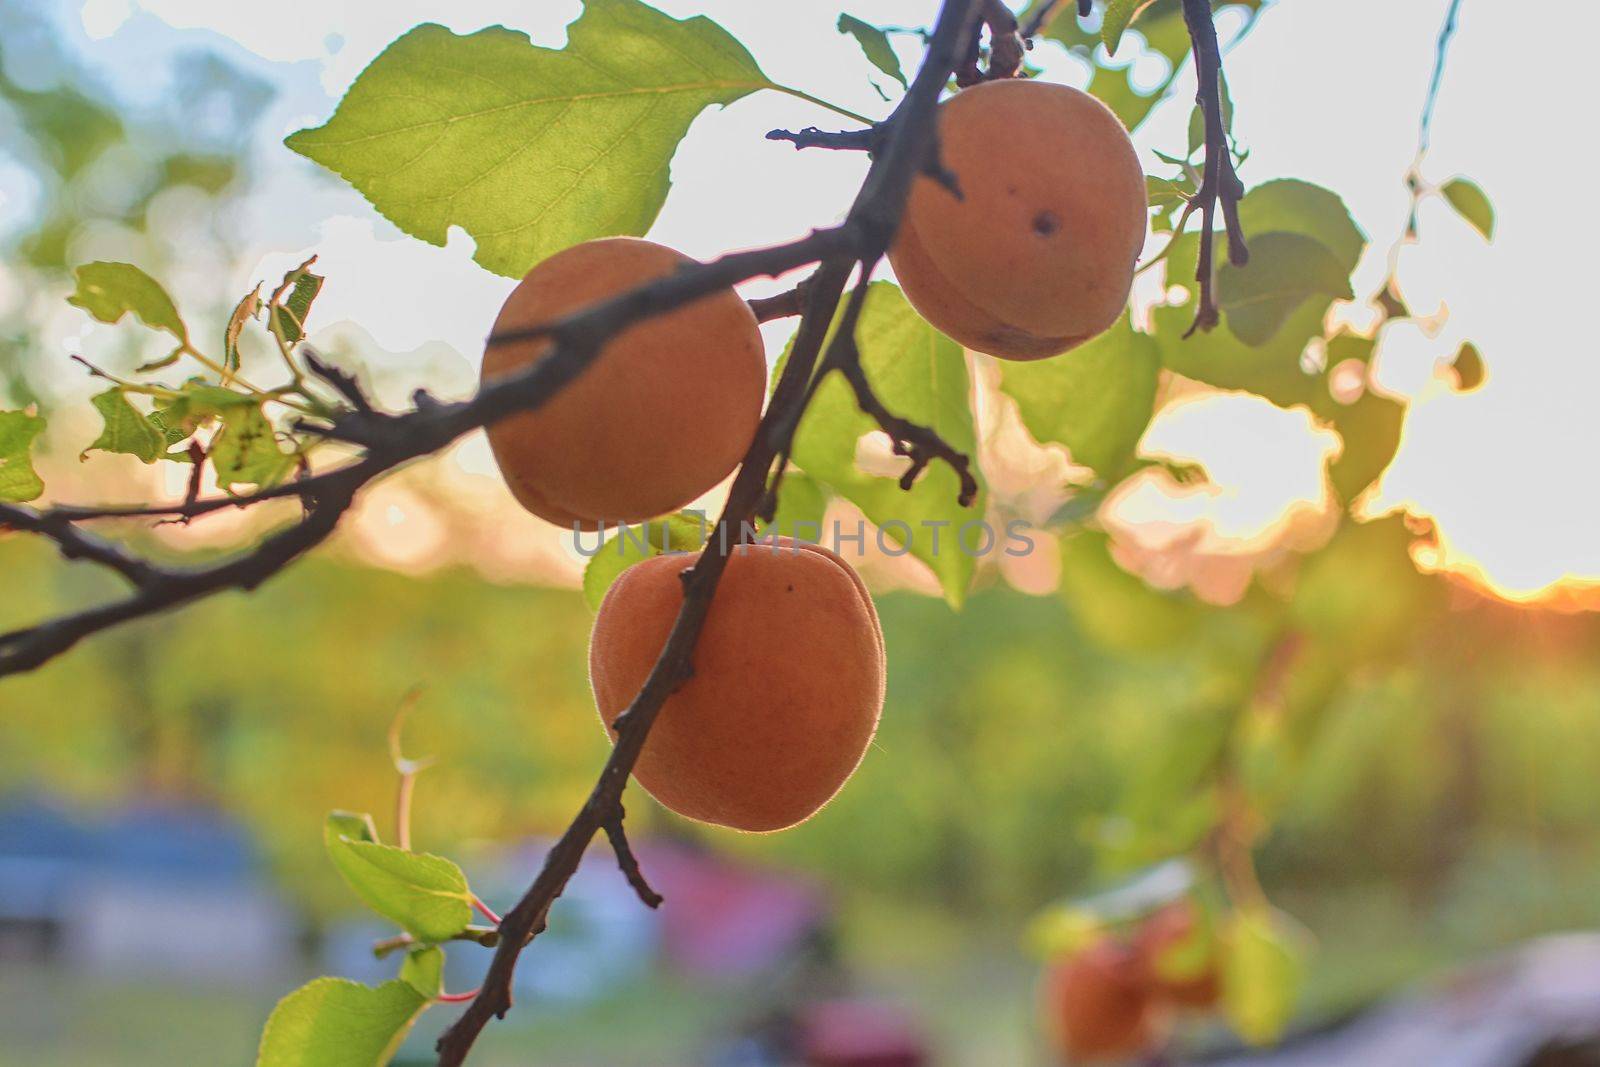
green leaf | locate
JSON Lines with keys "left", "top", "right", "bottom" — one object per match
{"left": 1151, "top": 297, "right": 1323, "bottom": 408}
{"left": 1101, "top": 0, "right": 1148, "bottom": 56}
{"left": 270, "top": 259, "right": 324, "bottom": 346}
{"left": 1087, "top": 63, "right": 1164, "bottom": 133}
{"left": 1237, "top": 179, "right": 1365, "bottom": 273}
{"left": 581, "top": 511, "right": 708, "bottom": 612}
{"left": 780, "top": 282, "right": 987, "bottom": 608}
{"left": 0, "top": 410, "right": 47, "bottom": 502}
{"left": 1440, "top": 177, "right": 1494, "bottom": 240}
{"left": 66, "top": 262, "right": 188, "bottom": 345}
{"left": 211, "top": 404, "right": 296, "bottom": 491}
{"left": 1325, "top": 389, "right": 1405, "bottom": 506}
{"left": 1216, "top": 232, "right": 1353, "bottom": 346}
{"left": 398, "top": 946, "right": 444, "bottom": 1000}
{"left": 225, "top": 287, "right": 263, "bottom": 373}
{"left": 256, "top": 976, "right": 428, "bottom": 1067}
{"left": 286, "top": 2, "right": 775, "bottom": 278}
{"left": 838, "top": 13, "right": 906, "bottom": 89}
{"left": 1156, "top": 180, "right": 1365, "bottom": 408}
{"left": 762, "top": 469, "right": 830, "bottom": 541}
{"left": 998, "top": 315, "right": 1158, "bottom": 478}
{"left": 148, "top": 378, "right": 257, "bottom": 453}
{"left": 324, "top": 812, "right": 474, "bottom": 942}
{"left": 84, "top": 388, "right": 166, "bottom": 463}
{"left": 1451, "top": 340, "right": 1484, "bottom": 391}
{"left": 1221, "top": 907, "right": 1305, "bottom": 1045}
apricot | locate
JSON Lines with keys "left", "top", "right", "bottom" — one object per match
{"left": 1041, "top": 939, "right": 1159, "bottom": 1063}
{"left": 1135, "top": 902, "right": 1221, "bottom": 1010}
{"left": 889, "top": 79, "right": 1147, "bottom": 361}
{"left": 481, "top": 237, "right": 765, "bottom": 529}
{"left": 589, "top": 537, "right": 885, "bottom": 832}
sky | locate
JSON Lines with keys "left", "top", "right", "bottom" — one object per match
{"left": 16, "top": 0, "right": 1600, "bottom": 602}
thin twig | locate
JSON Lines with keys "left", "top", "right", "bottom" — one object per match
{"left": 372, "top": 926, "right": 500, "bottom": 960}
{"left": 602, "top": 806, "right": 663, "bottom": 909}
{"left": 747, "top": 274, "right": 818, "bottom": 323}
{"left": 1378, "top": 0, "right": 1466, "bottom": 312}
{"left": 1020, "top": 0, "right": 1067, "bottom": 40}
{"left": 764, "top": 125, "right": 880, "bottom": 152}
{"left": 827, "top": 273, "right": 981, "bottom": 506}
{"left": 0, "top": 503, "right": 163, "bottom": 589}
{"left": 0, "top": 228, "right": 869, "bottom": 678}
{"left": 1179, "top": 0, "right": 1248, "bottom": 337}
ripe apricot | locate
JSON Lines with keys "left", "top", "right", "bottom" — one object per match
{"left": 482, "top": 237, "right": 765, "bottom": 529}
{"left": 889, "top": 79, "right": 1147, "bottom": 361}
{"left": 1135, "top": 902, "right": 1221, "bottom": 1010}
{"left": 1041, "top": 939, "right": 1159, "bottom": 1063}
{"left": 589, "top": 538, "right": 885, "bottom": 832}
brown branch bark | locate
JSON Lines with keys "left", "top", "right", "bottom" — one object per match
{"left": 3, "top": 6, "right": 987, "bottom": 1065}
{"left": 601, "top": 805, "right": 662, "bottom": 909}
{"left": 431, "top": 2, "right": 986, "bottom": 1061}
{"left": 765, "top": 125, "right": 881, "bottom": 152}
{"left": 955, "top": 0, "right": 1024, "bottom": 86}
{"left": 1180, "top": 0, "right": 1248, "bottom": 337}
{"left": 0, "top": 227, "right": 867, "bottom": 678}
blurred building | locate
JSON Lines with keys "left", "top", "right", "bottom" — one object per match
{"left": 0, "top": 793, "right": 298, "bottom": 982}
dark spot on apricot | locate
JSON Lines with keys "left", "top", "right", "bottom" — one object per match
{"left": 1032, "top": 210, "right": 1061, "bottom": 237}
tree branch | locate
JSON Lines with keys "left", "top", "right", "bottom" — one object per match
{"left": 765, "top": 125, "right": 881, "bottom": 152}
{"left": 0, "top": 484, "right": 353, "bottom": 675}
{"left": 955, "top": 0, "right": 1025, "bottom": 86}
{"left": 747, "top": 273, "right": 818, "bottom": 323}
{"left": 1180, "top": 0, "right": 1248, "bottom": 337}
{"left": 3, "top": 5, "right": 988, "bottom": 1065}
{"left": 0, "top": 226, "right": 875, "bottom": 679}
{"left": 432, "top": 2, "right": 986, "bottom": 1062}
{"left": 602, "top": 805, "right": 662, "bottom": 909}
{"left": 1020, "top": 0, "right": 1065, "bottom": 40}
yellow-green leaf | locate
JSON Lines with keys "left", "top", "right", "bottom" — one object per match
{"left": 1221, "top": 907, "right": 1305, "bottom": 1045}
{"left": 581, "top": 511, "right": 708, "bottom": 611}
{"left": 210, "top": 404, "right": 296, "bottom": 492}
{"left": 84, "top": 388, "right": 166, "bottom": 463}
{"left": 398, "top": 946, "right": 444, "bottom": 1000}
{"left": 999, "top": 315, "right": 1158, "bottom": 478}
{"left": 286, "top": 1, "right": 776, "bottom": 278}
{"left": 67, "top": 261, "right": 188, "bottom": 344}
{"left": 323, "top": 812, "right": 474, "bottom": 942}
{"left": 256, "top": 976, "right": 428, "bottom": 1067}
{"left": 838, "top": 13, "right": 907, "bottom": 88}
{"left": 1440, "top": 176, "right": 1494, "bottom": 240}
{"left": 0, "top": 410, "right": 47, "bottom": 502}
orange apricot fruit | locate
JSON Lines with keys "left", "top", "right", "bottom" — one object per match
{"left": 589, "top": 537, "right": 885, "bottom": 833}
{"left": 481, "top": 237, "right": 765, "bottom": 529}
{"left": 1135, "top": 901, "right": 1221, "bottom": 1010}
{"left": 1041, "top": 939, "right": 1160, "bottom": 1063}
{"left": 889, "top": 79, "right": 1147, "bottom": 361}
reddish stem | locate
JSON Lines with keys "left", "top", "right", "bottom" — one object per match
{"left": 472, "top": 896, "right": 502, "bottom": 926}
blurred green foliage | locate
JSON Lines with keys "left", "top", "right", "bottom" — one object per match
{"left": 6, "top": 532, "right": 1600, "bottom": 939}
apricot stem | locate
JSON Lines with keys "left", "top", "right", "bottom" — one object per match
{"left": 1179, "top": 0, "right": 1249, "bottom": 337}
{"left": 772, "top": 84, "right": 877, "bottom": 127}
